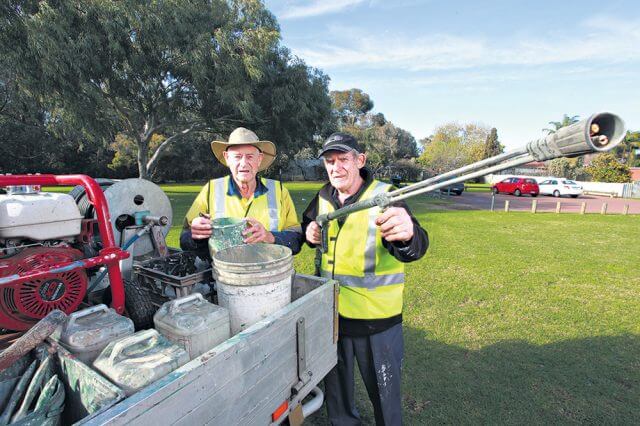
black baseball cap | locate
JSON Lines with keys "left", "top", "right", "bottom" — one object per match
{"left": 317, "top": 132, "right": 362, "bottom": 158}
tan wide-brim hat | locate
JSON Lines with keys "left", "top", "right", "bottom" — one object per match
{"left": 211, "top": 127, "right": 276, "bottom": 172}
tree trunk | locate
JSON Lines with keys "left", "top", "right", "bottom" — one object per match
{"left": 137, "top": 137, "right": 149, "bottom": 180}
{"left": 144, "top": 126, "right": 197, "bottom": 179}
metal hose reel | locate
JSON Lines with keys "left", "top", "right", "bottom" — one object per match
{"left": 102, "top": 179, "right": 173, "bottom": 257}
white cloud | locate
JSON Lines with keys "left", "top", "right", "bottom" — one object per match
{"left": 278, "top": 0, "right": 365, "bottom": 20}
{"left": 291, "top": 17, "right": 640, "bottom": 71}
{"left": 328, "top": 66, "right": 636, "bottom": 94}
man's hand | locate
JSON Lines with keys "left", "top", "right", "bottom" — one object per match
{"left": 375, "top": 207, "right": 414, "bottom": 242}
{"left": 190, "top": 213, "right": 212, "bottom": 239}
{"left": 243, "top": 218, "right": 275, "bottom": 244}
{"left": 305, "top": 221, "right": 321, "bottom": 245}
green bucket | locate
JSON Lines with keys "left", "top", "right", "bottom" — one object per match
{"left": 208, "top": 217, "right": 246, "bottom": 256}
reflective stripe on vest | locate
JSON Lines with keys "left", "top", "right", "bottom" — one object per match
{"left": 319, "top": 179, "right": 405, "bottom": 319}
{"left": 264, "top": 179, "right": 279, "bottom": 232}
{"left": 213, "top": 177, "right": 226, "bottom": 219}
{"left": 365, "top": 181, "right": 387, "bottom": 274}
{"left": 209, "top": 176, "right": 280, "bottom": 231}
{"left": 321, "top": 271, "right": 406, "bottom": 289}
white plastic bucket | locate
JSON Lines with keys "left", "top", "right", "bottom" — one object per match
{"left": 212, "top": 244, "right": 293, "bottom": 334}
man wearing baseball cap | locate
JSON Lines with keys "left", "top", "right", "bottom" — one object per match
{"left": 181, "top": 127, "right": 302, "bottom": 256}
{"left": 302, "top": 132, "right": 429, "bottom": 425}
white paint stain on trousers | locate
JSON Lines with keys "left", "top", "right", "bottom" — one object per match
{"left": 378, "top": 362, "right": 393, "bottom": 389}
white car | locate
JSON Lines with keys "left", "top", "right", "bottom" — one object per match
{"left": 537, "top": 178, "right": 583, "bottom": 198}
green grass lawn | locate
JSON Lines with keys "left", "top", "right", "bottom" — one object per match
{"left": 465, "top": 182, "right": 492, "bottom": 192}
{"left": 163, "top": 181, "right": 639, "bottom": 424}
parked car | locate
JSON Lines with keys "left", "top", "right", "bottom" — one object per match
{"left": 492, "top": 177, "right": 539, "bottom": 197}
{"left": 537, "top": 178, "right": 583, "bottom": 198}
{"left": 439, "top": 180, "right": 465, "bottom": 196}
{"left": 391, "top": 175, "right": 403, "bottom": 187}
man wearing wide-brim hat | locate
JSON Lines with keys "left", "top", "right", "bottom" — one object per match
{"left": 181, "top": 127, "right": 303, "bottom": 256}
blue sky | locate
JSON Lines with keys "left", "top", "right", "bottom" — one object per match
{"left": 264, "top": 0, "right": 640, "bottom": 149}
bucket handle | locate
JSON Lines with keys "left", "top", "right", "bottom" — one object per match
{"left": 67, "top": 304, "right": 110, "bottom": 328}
{"left": 169, "top": 293, "right": 204, "bottom": 315}
{"left": 108, "top": 330, "right": 157, "bottom": 364}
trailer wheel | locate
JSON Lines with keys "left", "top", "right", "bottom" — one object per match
{"left": 123, "top": 280, "right": 156, "bottom": 330}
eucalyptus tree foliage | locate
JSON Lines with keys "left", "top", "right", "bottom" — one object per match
{"left": 340, "top": 119, "right": 419, "bottom": 175}
{"left": 0, "top": 0, "right": 294, "bottom": 179}
{"left": 252, "top": 47, "right": 335, "bottom": 173}
{"left": 418, "top": 122, "right": 491, "bottom": 175}
{"left": 330, "top": 88, "right": 374, "bottom": 127}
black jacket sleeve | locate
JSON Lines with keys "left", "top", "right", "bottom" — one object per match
{"left": 382, "top": 200, "right": 429, "bottom": 262}
{"left": 179, "top": 229, "right": 211, "bottom": 260}
{"left": 301, "top": 192, "right": 321, "bottom": 248}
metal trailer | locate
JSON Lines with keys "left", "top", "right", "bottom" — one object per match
{"left": 79, "top": 273, "right": 338, "bottom": 426}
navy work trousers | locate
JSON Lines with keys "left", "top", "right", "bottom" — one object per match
{"left": 324, "top": 323, "right": 404, "bottom": 426}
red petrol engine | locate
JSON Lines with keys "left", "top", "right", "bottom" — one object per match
{"left": 0, "top": 175, "right": 129, "bottom": 331}
{"left": 0, "top": 247, "right": 87, "bottom": 330}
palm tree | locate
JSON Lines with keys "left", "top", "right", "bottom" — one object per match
{"left": 543, "top": 114, "right": 580, "bottom": 134}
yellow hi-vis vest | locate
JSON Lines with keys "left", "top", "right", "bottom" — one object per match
{"left": 319, "top": 180, "right": 405, "bottom": 319}
{"left": 210, "top": 176, "right": 282, "bottom": 231}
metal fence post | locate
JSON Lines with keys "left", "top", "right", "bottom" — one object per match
{"left": 504, "top": 200, "right": 510, "bottom": 212}
{"left": 531, "top": 199, "right": 537, "bottom": 213}
{"left": 601, "top": 203, "right": 608, "bottom": 215}
{"left": 490, "top": 192, "right": 495, "bottom": 212}
{"left": 580, "top": 202, "right": 586, "bottom": 215}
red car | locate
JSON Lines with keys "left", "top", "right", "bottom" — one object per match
{"left": 492, "top": 177, "right": 539, "bottom": 197}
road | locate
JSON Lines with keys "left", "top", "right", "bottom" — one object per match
{"left": 444, "top": 192, "right": 640, "bottom": 214}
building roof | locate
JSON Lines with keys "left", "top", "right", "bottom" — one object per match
{"left": 520, "top": 161, "right": 547, "bottom": 169}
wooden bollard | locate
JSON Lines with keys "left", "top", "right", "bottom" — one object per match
{"left": 601, "top": 203, "right": 608, "bottom": 215}
{"left": 531, "top": 199, "right": 537, "bottom": 214}
{"left": 556, "top": 201, "right": 561, "bottom": 214}
{"left": 623, "top": 204, "right": 629, "bottom": 215}
{"left": 504, "top": 200, "right": 510, "bottom": 212}
{"left": 580, "top": 202, "right": 586, "bottom": 215}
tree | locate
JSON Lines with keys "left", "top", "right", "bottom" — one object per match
{"left": 585, "top": 153, "right": 632, "bottom": 183}
{"left": 324, "top": 89, "right": 419, "bottom": 176}
{"left": 612, "top": 130, "right": 640, "bottom": 167}
{"left": 547, "top": 157, "right": 587, "bottom": 180}
{"left": 330, "top": 89, "right": 374, "bottom": 127}
{"left": 251, "top": 48, "right": 334, "bottom": 173}
{"left": 483, "top": 127, "right": 503, "bottom": 158}
{"left": 0, "top": 55, "right": 116, "bottom": 177}
{"left": 388, "top": 159, "right": 423, "bottom": 182}
{"left": 418, "top": 123, "right": 491, "bottom": 174}
{"left": 544, "top": 114, "right": 579, "bottom": 134}
{"left": 626, "top": 131, "right": 640, "bottom": 167}
{"left": 541, "top": 113, "right": 586, "bottom": 180}
{"left": 340, "top": 118, "right": 418, "bottom": 174}
{"left": 1, "top": 0, "right": 283, "bottom": 179}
